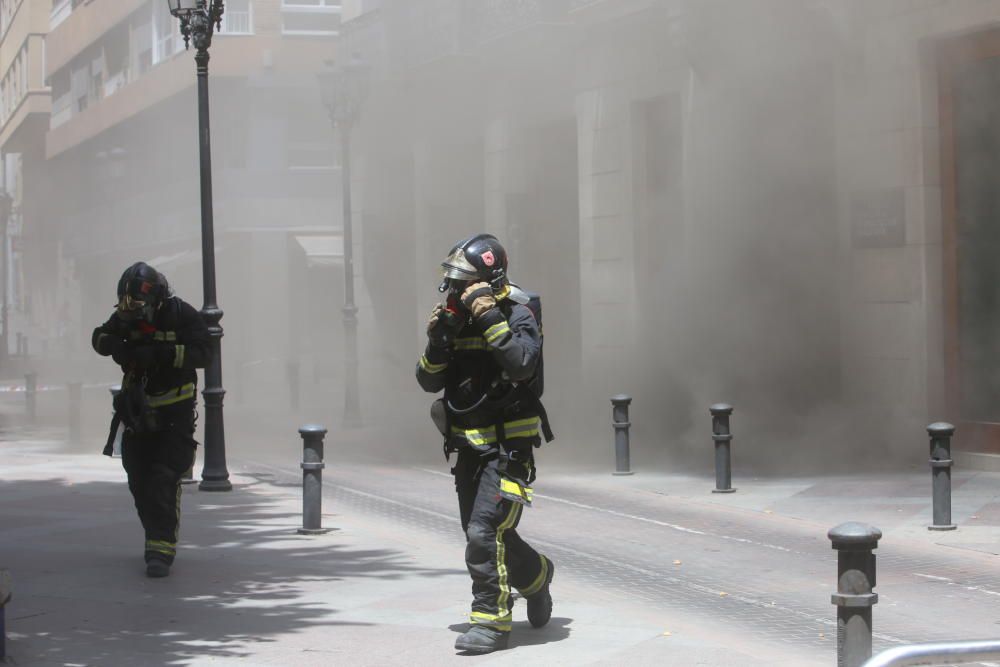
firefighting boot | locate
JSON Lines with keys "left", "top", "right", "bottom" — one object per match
{"left": 454, "top": 625, "right": 509, "bottom": 654}
{"left": 526, "top": 556, "right": 554, "bottom": 628}
{"left": 145, "top": 554, "right": 171, "bottom": 578}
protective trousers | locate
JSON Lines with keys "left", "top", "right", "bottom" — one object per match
{"left": 454, "top": 445, "right": 550, "bottom": 632}
{"left": 120, "top": 402, "right": 196, "bottom": 564}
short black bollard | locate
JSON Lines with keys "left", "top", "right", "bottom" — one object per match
{"left": 298, "top": 424, "right": 331, "bottom": 535}
{"left": 288, "top": 359, "right": 300, "bottom": 412}
{"left": 611, "top": 394, "right": 633, "bottom": 476}
{"left": 829, "top": 522, "right": 881, "bottom": 667}
{"left": 24, "top": 372, "right": 36, "bottom": 423}
{"left": 109, "top": 385, "right": 122, "bottom": 457}
{"left": 710, "top": 403, "right": 736, "bottom": 493}
{"left": 927, "top": 422, "right": 957, "bottom": 531}
{"left": 68, "top": 382, "right": 82, "bottom": 444}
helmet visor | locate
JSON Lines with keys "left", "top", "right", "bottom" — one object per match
{"left": 440, "top": 248, "right": 480, "bottom": 281}
{"left": 117, "top": 294, "right": 147, "bottom": 321}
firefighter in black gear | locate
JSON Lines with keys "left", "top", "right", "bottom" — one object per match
{"left": 417, "top": 234, "right": 555, "bottom": 654}
{"left": 92, "top": 262, "right": 211, "bottom": 578}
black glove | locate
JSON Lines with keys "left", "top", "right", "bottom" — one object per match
{"left": 110, "top": 340, "right": 131, "bottom": 366}
{"left": 427, "top": 304, "right": 462, "bottom": 348}
{"left": 116, "top": 343, "right": 175, "bottom": 370}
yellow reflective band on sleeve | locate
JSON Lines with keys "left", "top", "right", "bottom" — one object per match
{"left": 453, "top": 337, "right": 488, "bottom": 351}
{"left": 153, "top": 331, "right": 177, "bottom": 342}
{"left": 450, "top": 417, "right": 541, "bottom": 446}
{"left": 418, "top": 355, "right": 448, "bottom": 374}
{"left": 146, "top": 382, "right": 196, "bottom": 407}
{"left": 484, "top": 322, "right": 511, "bottom": 344}
{"left": 499, "top": 477, "right": 534, "bottom": 504}
{"left": 173, "top": 344, "right": 185, "bottom": 369}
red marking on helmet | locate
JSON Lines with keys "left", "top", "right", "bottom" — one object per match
{"left": 482, "top": 250, "right": 495, "bottom": 267}
{"left": 140, "top": 282, "right": 152, "bottom": 294}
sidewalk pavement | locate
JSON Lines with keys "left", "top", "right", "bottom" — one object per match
{"left": 1, "top": 424, "right": 998, "bottom": 666}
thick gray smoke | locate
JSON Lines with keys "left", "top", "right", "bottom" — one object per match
{"left": 19, "top": 1, "right": 938, "bottom": 476}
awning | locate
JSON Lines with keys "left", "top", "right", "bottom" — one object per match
{"left": 294, "top": 235, "right": 343, "bottom": 268}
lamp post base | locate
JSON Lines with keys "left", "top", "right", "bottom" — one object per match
{"left": 297, "top": 527, "right": 333, "bottom": 535}
{"left": 199, "top": 479, "right": 233, "bottom": 492}
{"left": 927, "top": 524, "right": 957, "bottom": 531}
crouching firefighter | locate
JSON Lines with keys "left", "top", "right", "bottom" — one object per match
{"left": 416, "top": 234, "right": 556, "bottom": 654}
{"left": 92, "top": 262, "right": 211, "bottom": 578}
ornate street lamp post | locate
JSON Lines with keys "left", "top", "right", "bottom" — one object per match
{"left": 318, "top": 56, "right": 370, "bottom": 428}
{"left": 167, "top": 0, "right": 231, "bottom": 491}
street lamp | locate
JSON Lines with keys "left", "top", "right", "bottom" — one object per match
{"left": 167, "top": 0, "right": 231, "bottom": 491}
{"left": 0, "top": 190, "right": 11, "bottom": 364}
{"left": 318, "top": 55, "right": 370, "bottom": 428}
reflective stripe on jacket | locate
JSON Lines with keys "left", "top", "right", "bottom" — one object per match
{"left": 450, "top": 417, "right": 541, "bottom": 447}
{"left": 146, "top": 382, "right": 196, "bottom": 408}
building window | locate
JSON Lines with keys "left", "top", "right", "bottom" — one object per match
{"left": 131, "top": 15, "right": 154, "bottom": 79}
{"left": 221, "top": 0, "right": 253, "bottom": 35}
{"left": 281, "top": 0, "right": 340, "bottom": 36}
{"left": 49, "top": 69, "right": 71, "bottom": 129}
{"left": 50, "top": 0, "right": 84, "bottom": 30}
{"left": 152, "top": 1, "right": 182, "bottom": 64}
{"left": 103, "top": 27, "right": 129, "bottom": 98}
{"left": 1, "top": 0, "right": 23, "bottom": 38}
{"left": 71, "top": 62, "right": 88, "bottom": 113}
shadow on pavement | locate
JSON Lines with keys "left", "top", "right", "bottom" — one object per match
{"left": 0, "top": 475, "right": 459, "bottom": 666}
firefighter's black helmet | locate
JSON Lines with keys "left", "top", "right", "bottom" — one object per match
{"left": 439, "top": 234, "right": 509, "bottom": 294}
{"left": 116, "top": 262, "right": 168, "bottom": 321}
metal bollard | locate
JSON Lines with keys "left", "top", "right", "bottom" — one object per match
{"left": 110, "top": 385, "right": 122, "bottom": 457}
{"left": 829, "top": 522, "right": 881, "bottom": 667}
{"left": 288, "top": 359, "right": 300, "bottom": 412}
{"left": 68, "top": 382, "right": 82, "bottom": 444}
{"left": 927, "top": 422, "right": 957, "bottom": 531}
{"left": 24, "top": 372, "right": 36, "bottom": 423}
{"left": 611, "top": 394, "right": 634, "bottom": 476}
{"left": 711, "top": 403, "right": 736, "bottom": 493}
{"left": 298, "top": 424, "right": 331, "bottom": 535}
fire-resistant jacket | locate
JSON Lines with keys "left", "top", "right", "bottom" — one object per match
{"left": 416, "top": 297, "right": 543, "bottom": 448}
{"left": 92, "top": 296, "right": 211, "bottom": 404}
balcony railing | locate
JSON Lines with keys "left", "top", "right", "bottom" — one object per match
{"left": 467, "top": 0, "right": 571, "bottom": 45}
{"left": 385, "top": 0, "right": 466, "bottom": 68}
{"left": 381, "top": 0, "right": 572, "bottom": 71}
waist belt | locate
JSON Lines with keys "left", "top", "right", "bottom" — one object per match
{"left": 146, "top": 382, "right": 196, "bottom": 408}
{"left": 450, "top": 417, "right": 540, "bottom": 446}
